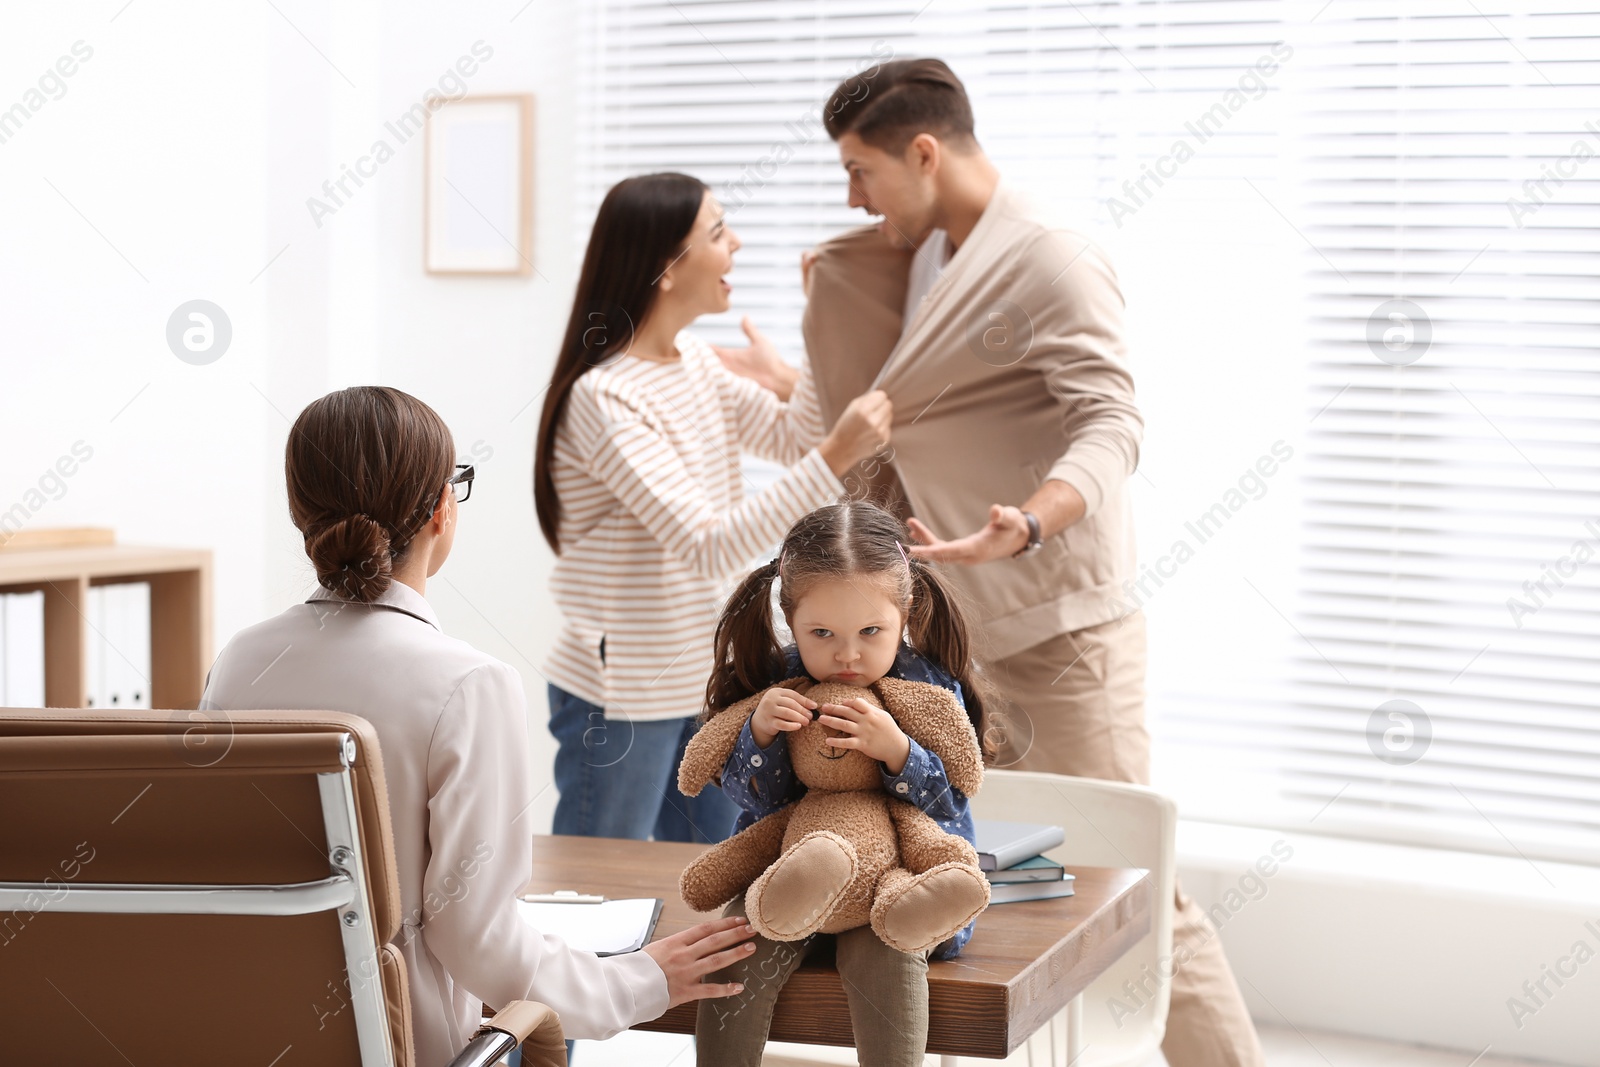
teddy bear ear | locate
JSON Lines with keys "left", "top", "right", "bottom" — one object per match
{"left": 874, "top": 676, "right": 984, "bottom": 796}
{"left": 677, "top": 688, "right": 765, "bottom": 796}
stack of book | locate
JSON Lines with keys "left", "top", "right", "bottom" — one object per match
{"left": 976, "top": 820, "right": 1075, "bottom": 903}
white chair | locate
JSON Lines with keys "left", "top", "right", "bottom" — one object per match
{"left": 763, "top": 770, "right": 1176, "bottom": 1067}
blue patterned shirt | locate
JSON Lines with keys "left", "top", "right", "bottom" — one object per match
{"left": 717, "top": 643, "right": 977, "bottom": 959}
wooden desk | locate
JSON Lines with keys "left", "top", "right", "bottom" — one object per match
{"left": 528, "top": 835, "right": 1151, "bottom": 1061}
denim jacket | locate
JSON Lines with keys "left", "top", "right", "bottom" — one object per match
{"left": 717, "top": 644, "right": 977, "bottom": 959}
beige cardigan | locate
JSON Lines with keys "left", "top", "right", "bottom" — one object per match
{"left": 802, "top": 184, "right": 1143, "bottom": 661}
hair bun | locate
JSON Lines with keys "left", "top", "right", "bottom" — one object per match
{"left": 306, "top": 514, "right": 393, "bottom": 603}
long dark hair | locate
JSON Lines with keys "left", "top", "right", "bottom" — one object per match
{"left": 533, "top": 172, "right": 708, "bottom": 550}
{"left": 286, "top": 386, "right": 455, "bottom": 603}
{"left": 705, "top": 501, "right": 991, "bottom": 750}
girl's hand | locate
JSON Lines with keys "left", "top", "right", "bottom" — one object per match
{"left": 817, "top": 697, "right": 912, "bottom": 774}
{"left": 751, "top": 687, "right": 818, "bottom": 748}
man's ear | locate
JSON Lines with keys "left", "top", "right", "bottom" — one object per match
{"left": 908, "top": 132, "right": 941, "bottom": 176}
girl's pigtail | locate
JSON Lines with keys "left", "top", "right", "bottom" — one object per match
{"left": 703, "top": 558, "right": 785, "bottom": 721}
{"left": 906, "top": 559, "right": 992, "bottom": 755}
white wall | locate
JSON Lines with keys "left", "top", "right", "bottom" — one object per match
{"left": 258, "top": 1, "right": 585, "bottom": 834}
{"left": 1, "top": 2, "right": 274, "bottom": 658}
{"left": 1180, "top": 823, "right": 1600, "bottom": 1066}
{"left": 2, "top": 2, "right": 578, "bottom": 829}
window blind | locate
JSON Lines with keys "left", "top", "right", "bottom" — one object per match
{"left": 576, "top": 0, "right": 1287, "bottom": 355}
{"left": 1274, "top": 1, "right": 1600, "bottom": 865}
{"left": 575, "top": 0, "right": 1600, "bottom": 866}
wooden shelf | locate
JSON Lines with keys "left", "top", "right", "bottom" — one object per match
{"left": 0, "top": 543, "right": 212, "bottom": 710}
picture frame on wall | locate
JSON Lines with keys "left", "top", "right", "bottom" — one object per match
{"left": 424, "top": 94, "right": 534, "bottom": 275}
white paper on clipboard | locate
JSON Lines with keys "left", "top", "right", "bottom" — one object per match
{"left": 517, "top": 897, "right": 663, "bottom": 956}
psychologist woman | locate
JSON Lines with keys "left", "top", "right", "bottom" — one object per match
{"left": 533, "top": 172, "right": 893, "bottom": 844}
{"left": 201, "top": 387, "right": 760, "bottom": 1065}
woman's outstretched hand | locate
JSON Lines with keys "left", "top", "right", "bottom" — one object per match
{"left": 712, "top": 317, "right": 798, "bottom": 400}
{"left": 642, "top": 914, "right": 759, "bottom": 1008}
{"left": 820, "top": 390, "right": 893, "bottom": 477}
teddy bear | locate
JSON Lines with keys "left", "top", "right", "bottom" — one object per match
{"left": 677, "top": 675, "right": 990, "bottom": 954}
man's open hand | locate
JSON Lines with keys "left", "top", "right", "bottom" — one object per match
{"left": 906, "top": 504, "right": 1031, "bottom": 565}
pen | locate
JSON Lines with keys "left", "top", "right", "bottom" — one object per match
{"left": 521, "top": 890, "right": 606, "bottom": 904}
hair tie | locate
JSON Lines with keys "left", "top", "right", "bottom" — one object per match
{"left": 776, "top": 545, "right": 788, "bottom": 573}
{"left": 895, "top": 539, "right": 911, "bottom": 570}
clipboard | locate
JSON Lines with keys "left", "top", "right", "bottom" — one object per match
{"left": 517, "top": 896, "right": 664, "bottom": 957}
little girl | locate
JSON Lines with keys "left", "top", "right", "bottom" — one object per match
{"left": 693, "top": 500, "right": 990, "bottom": 1067}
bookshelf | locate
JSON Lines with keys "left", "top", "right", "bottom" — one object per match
{"left": 0, "top": 532, "right": 212, "bottom": 709}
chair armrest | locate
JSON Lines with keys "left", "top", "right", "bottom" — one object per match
{"left": 485, "top": 1001, "right": 565, "bottom": 1065}
{"left": 442, "top": 1001, "right": 565, "bottom": 1067}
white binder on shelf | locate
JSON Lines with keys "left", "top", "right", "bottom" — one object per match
{"left": 1, "top": 591, "right": 46, "bottom": 707}
{"left": 86, "top": 582, "right": 152, "bottom": 709}
{"left": 128, "top": 581, "right": 151, "bottom": 708}
{"left": 114, "top": 582, "right": 152, "bottom": 709}
{"left": 86, "top": 584, "right": 105, "bottom": 708}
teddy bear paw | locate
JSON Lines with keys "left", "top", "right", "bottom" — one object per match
{"left": 747, "top": 831, "right": 858, "bottom": 940}
{"left": 872, "top": 862, "right": 991, "bottom": 954}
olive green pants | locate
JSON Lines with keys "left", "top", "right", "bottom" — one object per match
{"left": 696, "top": 891, "right": 933, "bottom": 1067}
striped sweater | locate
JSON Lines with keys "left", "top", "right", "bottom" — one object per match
{"left": 542, "top": 332, "right": 844, "bottom": 721}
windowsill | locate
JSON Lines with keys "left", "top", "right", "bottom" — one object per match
{"left": 1176, "top": 818, "right": 1600, "bottom": 910}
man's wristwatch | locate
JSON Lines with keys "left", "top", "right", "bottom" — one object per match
{"left": 1012, "top": 510, "right": 1044, "bottom": 558}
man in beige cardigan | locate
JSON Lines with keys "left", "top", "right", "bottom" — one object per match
{"left": 715, "top": 58, "right": 1264, "bottom": 1067}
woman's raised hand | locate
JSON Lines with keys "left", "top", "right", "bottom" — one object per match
{"left": 641, "top": 915, "right": 760, "bottom": 1008}
{"left": 819, "top": 390, "right": 893, "bottom": 477}
{"left": 711, "top": 317, "right": 797, "bottom": 399}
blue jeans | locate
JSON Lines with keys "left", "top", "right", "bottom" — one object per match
{"left": 548, "top": 683, "right": 738, "bottom": 844}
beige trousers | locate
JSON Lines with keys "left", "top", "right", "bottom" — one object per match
{"left": 696, "top": 891, "right": 933, "bottom": 1067}
{"left": 988, "top": 611, "right": 1265, "bottom": 1067}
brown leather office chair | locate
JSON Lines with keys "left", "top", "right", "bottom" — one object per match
{"left": 0, "top": 707, "right": 565, "bottom": 1067}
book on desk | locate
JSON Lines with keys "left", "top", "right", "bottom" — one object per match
{"left": 976, "top": 820, "right": 1075, "bottom": 903}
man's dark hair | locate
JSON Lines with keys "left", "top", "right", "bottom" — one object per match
{"left": 823, "top": 57, "right": 976, "bottom": 154}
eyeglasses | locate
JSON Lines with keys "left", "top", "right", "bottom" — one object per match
{"left": 425, "top": 464, "right": 475, "bottom": 520}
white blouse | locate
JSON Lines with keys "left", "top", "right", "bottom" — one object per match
{"left": 201, "top": 581, "right": 668, "bottom": 1065}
